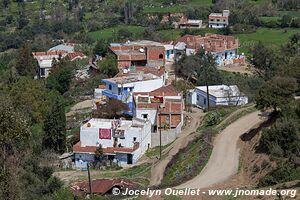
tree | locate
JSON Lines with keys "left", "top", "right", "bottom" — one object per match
{"left": 93, "top": 39, "right": 109, "bottom": 57}
{"left": 46, "top": 59, "right": 73, "bottom": 94}
{"left": 2, "top": 0, "right": 10, "bottom": 9}
{"left": 117, "top": 28, "right": 133, "bottom": 41}
{"left": 260, "top": 119, "right": 300, "bottom": 157}
{"left": 250, "top": 42, "right": 275, "bottom": 79}
{"left": 9, "top": 77, "right": 48, "bottom": 124}
{"left": 255, "top": 76, "right": 298, "bottom": 111}
{"left": 15, "top": 44, "right": 38, "bottom": 77}
{"left": 17, "top": 1, "right": 28, "bottom": 29}
{"left": 195, "top": 49, "right": 220, "bottom": 110}
{"left": 43, "top": 92, "right": 66, "bottom": 153}
{"left": 94, "top": 145, "right": 104, "bottom": 162}
{"left": 291, "top": 17, "right": 300, "bottom": 28}
{"left": 280, "top": 15, "right": 292, "bottom": 28}
{"left": 97, "top": 53, "right": 118, "bottom": 78}
{"left": 0, "top": 98, "right": 30, "bottom": 200}
{"left": 175, "top": 49, "right": 220, "bottom": 110}
{"left": 94, "top": 98, "right": 129, "bottom": 118}
{"left": 218, "top": 26, "right": 232, "bottom": 35}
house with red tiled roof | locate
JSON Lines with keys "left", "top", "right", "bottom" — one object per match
{"left": 32, "top": 43, "right": 86, "bottom": 78}
{"left": 174, "top": 33, "right": 245, "bottom": 66}
{"left": 73, "top": 118, "right": 151, "bottom": 168}
{"left": 132, "top": 85, "right": 184, "bottom": 146}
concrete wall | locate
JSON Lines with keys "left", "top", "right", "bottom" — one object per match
{"left": 151, "top": 122, "right": 183, "bottom": 147}
{"left": 80, "top": 120, "right": 114, "bottom": 148}
{"left": 135, "top": 109, "right": 157, "bottom": 126}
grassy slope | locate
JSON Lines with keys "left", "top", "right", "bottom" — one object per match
{"left": 88, "top": 25, "right": 145, "bottom": 40}
{"left": 162, "top": 106, "right": 257, "bottom": 187}
{"left": 143, "top": 0, "right": 212, "bottom": 14}
{"left": 235, "top": 28, "right": 300, "bottom": 54}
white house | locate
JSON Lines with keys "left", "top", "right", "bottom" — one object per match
{"left": 73, "top": 118, "right": 151, "bottom": 168}
{"left": 102, "top": 68, "right": 166, "bottom": 115}
{"left": 188, "top": 85, "right": 248, "bottom": 108}
{"left": 32, "top": 43, "right": 86, "bottom": 78}
{"left": 208, "top": 10, "right": 230, "bottom": 29}
{"left": 133, "top": 85, "right": 184, "bottom": 146}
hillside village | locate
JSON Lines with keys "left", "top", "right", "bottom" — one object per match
{"left": 0, "top": 0, "right": 300, "bottom": 200}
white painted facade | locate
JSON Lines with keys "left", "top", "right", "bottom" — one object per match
{"left": 188, "top": 85, "right": 248, "bottom": 108}
{"left": 75, "top": 118, "right": 151, "bottom": 166}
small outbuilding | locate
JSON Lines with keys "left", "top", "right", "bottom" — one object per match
{"left": 187, "top": 85, "right": 248, "bottom": 108}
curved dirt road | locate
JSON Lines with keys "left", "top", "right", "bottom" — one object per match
{"left": 176, "top": 111, "right": 264, "bottom": 189}
{"left": 149, "top": 108, "right": 205, "bottom": 187}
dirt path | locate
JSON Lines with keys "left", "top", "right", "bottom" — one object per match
{"left": 149, "top": 108, "right": 205, "bottom": 187}
{"left": 218, "top": 64, "right": 254, "bottom": 75}
{"left": 176, "top": 111, "right": 265, "bottom": 189}
{"left": 66, "top": 100, "right": 93, "bottom": 117}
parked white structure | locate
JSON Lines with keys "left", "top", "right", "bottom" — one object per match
{"left": 73, "top": 118, "right": 151, "bottom": 167}
{"left": 188, "top": 85, "right": 248, "bottom": 108}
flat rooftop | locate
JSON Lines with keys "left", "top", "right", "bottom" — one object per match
{"left": 112, "top": 49, "right": 145, "bottom": 56}
{"left": 195, "top": 85, "right": 241, "bottom": 98}
{"left": 103, "top": 73, "right": 160, "bottom": 85}
{"left": 111, "top": 40, "right": 164, "bottom": 47}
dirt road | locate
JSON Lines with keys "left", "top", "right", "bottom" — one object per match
{"left": 66, "top": 100, "right": 93, "bottom": 117}
{"left": 149, "top": 108, "right": 205, "bottom": 187}
{"left": 176, "top": 111, "right": 265, "bottom": 189}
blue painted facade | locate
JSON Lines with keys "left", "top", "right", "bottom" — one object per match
{"left": 213, "top": 49, "right": 237, "bottom": 65}
{"left": 102, "top": 80, "right": 134, "bottom": 115}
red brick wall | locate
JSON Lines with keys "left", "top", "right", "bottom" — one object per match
{"left": 117, "top": 61, "right": 131, "bottom": 68}
{"left": 147, "top": 46, "right": 165, "bottom": 61}
{"left": 171, "top": 115, "right": 181, "bottom": 127}
{"left": 157, "top": 114, "right": 182, "bottom": 128}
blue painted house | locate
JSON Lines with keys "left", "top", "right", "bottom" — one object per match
{"left": 102, "top": 68, "right": 166, "bottom": 115}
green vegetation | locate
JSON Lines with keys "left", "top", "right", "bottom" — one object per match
{"left": 143, "top": 0, "right": 212, "bottom": 14}
{"left": 146, "top": 143, "right": 172, "bottom": 158}
{"left": 88, "top": 25, "right": 145, "bottom": 41}
{"left": 258, "top": 103, "right": 300, "bottom": 187}
{"left": 279, "top": 10, "right": 300, "bottom": 18}
{"left": 162, "top": 104, "right": 257, "bottom": 187}
{"left": 91, "top": 163, "right": 152, "bottom": 187}
{"left": 235, "top": 28, "right": 300, "bottom": 54}
{"left": 259, "top": 16, "right": 281, "bottom": 23}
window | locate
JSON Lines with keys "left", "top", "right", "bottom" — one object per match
{"left": 40, "top": 68, "right": 45, "bottom": 76}
{"left": 109, "top": 84, "right": 112, "bottom": 90}
{"left": 204, "top": 98, "right": 207, "bottom": 105}
{"left": 133, "top": 137, "right": 137, "bottom": 142}
{"left": 197, "top": 94, "right": 200, "bottom": 101}
{"left": 118, "top": 88, "right": 121, "bottom": 95}
{"left": 217, "top": 19, "right": 220, "bottom": 22}
{"left": 159, "top": 54, "right": 164, "bottom": 59}
{"left": 223, "top": 19, "right": 226, "bottom": 22}
{"left": 142, "top": 114, "right": 148, "bottom": 119}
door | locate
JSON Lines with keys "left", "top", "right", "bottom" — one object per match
{"left": 127, "top": 154, "right": 133, "bottom": 164}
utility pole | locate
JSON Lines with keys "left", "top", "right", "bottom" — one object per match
{"left": 87, "top": 163, "right": 92, "bottom": 195}
{"left": 205, "top": 69, "right": 210, "bottom": 111}
{"left": 159, "top": 108, "right": 162, "bottom": 160}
